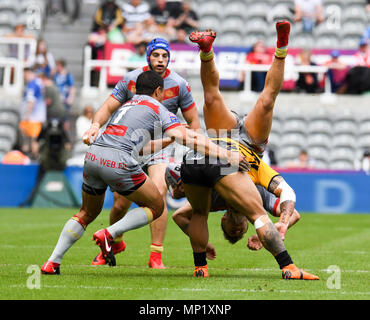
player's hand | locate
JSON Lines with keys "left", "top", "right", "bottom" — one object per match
{"left": 229, "top": 152, "right": 250, "bottom": 172}
{"left": 247, "top": 234, "right": 263, "bottom": 251}
{"left": 206, "top": 242, "right": 217, "bottom": 260}
{"left": 274, "top": 222, "right": 288, "bottom": 241}
{"left": 82, "top": 123, "right": 100, "bottom": 145}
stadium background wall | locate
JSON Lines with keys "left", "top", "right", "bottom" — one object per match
{"left": 0, "top": 164, "right": 369, "bottom": 214}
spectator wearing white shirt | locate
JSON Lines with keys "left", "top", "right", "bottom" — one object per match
{"left": 294, "top": 0, "right": 324, "bottom": 33}
{"left": 122, "top": 0, "right": 151, "bottom": 32}
{"left": 76, "top": 105, "right": 95, "bottom": 139}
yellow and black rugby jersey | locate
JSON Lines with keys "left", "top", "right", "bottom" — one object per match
{"left": 210, "top": 137, "right": 280, "bottom": 190}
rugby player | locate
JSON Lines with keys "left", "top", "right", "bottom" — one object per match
{"left": 41, "top": 70, "right": 248, "bottom": 275}
{"left": 165, "top": 162, "right": 301, "bottom": 254}
{"left": 82, "top": 38, "right": 200, "bottom": 268}
{"left": 178, "top": 22, "right": 319, "bottom": 280}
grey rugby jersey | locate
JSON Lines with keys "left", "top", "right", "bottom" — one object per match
{"left": 94, "top": 94, "right": 181, "bottom": 156}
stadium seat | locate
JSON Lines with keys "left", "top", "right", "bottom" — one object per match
{"left": 358, "top": 135, "right": 370, "bottom": 149}
{"left": 277, "top": 145, "right": 302, "bottom": 164}
{"left": 244, "top": 18, "right": 269, "bottom": 35}
{"left": 282, "top": 119, "right": 307, "bottom": 135}
{"left": 0, "top": 110, "right": 20, "bottom": 128}
{"left": 342, "top": 4, "right": 368, "bottom": 23}
{"left": 269, "top": 3, "right": 294, "bottom": 24}
{"left": 341, "top": 21, "right": 367, "bottom": 38}
{"left": 0, "top": 137, "right": 12, "bottom": 154}
{"left": 307, "top": 133, "right": 331, "bottom": 149}
{"left": 244, "top": 2, "right": 270, "bottom": 19}
{"left": 332, "top": 121, "right": 357, "bottom": 136}
{"left": 359, "top": 121, "right": 370, "bottom": 135}
{"left": 218, "top": 32, "right": 243, "bottom": 46}
{"left": 330, "top": 147, "right": 356, "bottom": 162}
{"left": 270, "top": 119, "right": 282, "bottom": 134}
{"left": 267, "top": 131, "right": 280, "bottom": 149}
{"left": 308, "top": 146, "right": 329, "bottom": 162}
{"left": 315, "top": 35, "right": 340, "bottom": 49}
{"left": 290, "top": 32, "right": 314, "bottom": 49}
{"left": 223, "top": 1, "right": 248, "bottom": 19}
{"left": 307, "top": 120, "right": 332, "bottom": 136}
{"left": 280, "top": 132, "right": 306, "bottom": 148}
{"left": 221, "top": 16, "right": 245, "bottom": 35}
{"left": 243, "top": 33, "right": 267, "bottom": 47}
{"left": 198, "top": 1, "right": 223, "bottom": 18}
{"left": 199, "top": 16, "right": 222, "bottom": 33}
{"left": 329, "top": 159, "right": 354, "bottom": 170}
{"left": 313, "top": 159, "right": 329, "bottom": 169}
{"left": 332, "top": 134, "right": 357, "bottom": 148}
{"left": 340, "top": 36, "right": 361, "bottom": 49}
{"left": 0, "top": 124, "right": 17, "bottom": 146}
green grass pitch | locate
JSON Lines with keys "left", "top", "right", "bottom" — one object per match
{"left": 0, "top": 208, "right": 369, "bottom": 300}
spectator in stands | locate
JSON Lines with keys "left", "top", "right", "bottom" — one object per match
{"left": 354, "top": 38, "right": 370, "bottom": 67}
{"left": 295, "top": 48, "right": 319, "bottom": 93}
{"left": 165, "top": 0, "right": 183, "bottom": 18}
{"left": 127, "top": 41, "right": 147, "bottom": 70}
{"left": 150, "top": 0, "right": 177, "bottom": 38}
{"left": 122, "top": 0, "right": 151, "bottom": 33}
{"left": 354, "top": 150, "right": 370, "bottom": 174}
{"left": 170, "top": 28, "right": 188, "bottom": 44}
{"left": 107, "top": 21, "right": 127, "bottom": 43}
{"left": 366, "top": 0, "right": 370, "bottom": 14}
{"left": 294, "top": 0, "right": 324, "bottom": 33}
{"left": 19, "top": 68, "right": 46, "bottom": 160}
{"left": 173, "top": 0, "right": 199, "bottom": 34}
{"left": 286, "top": 149, "right": 316, "bottom": 169}
{"left": 88, "top": 25, "right": 108, "bottom": 60}
{"left": 324, "top": 50, "right": 349, "bottom": 93}
{"left": 53, "top": 59, "right": 76, "bottom": 131}
{"left": 238, "top": 40, "right": 274, "bottom": 92}
{"left": 4, "top": 21, "right": 35, "bottom": 59}
{"left": 39, "top": 73, "right": 66, "bottom": 123}
{"left": 26, "top": 38, "right": 56, "bottom": 77}
{"left": 76, "top": 105, "right": 94, "bottom": 139}
{"left": 92, "top": 0, "right": 124, "bottom": 32}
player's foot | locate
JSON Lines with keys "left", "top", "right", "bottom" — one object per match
{"left": 282, "top": 264, "right": 319, "bottom": 280}
{"left": 148, "top": 252, "right": 166, "bottom": 269}
{"left": 189, "top": 30, "right": 216, "bottom": 52}
{"left": 276, "top": 20, "right": 290, "bottom": 48}
{"left": 41, "top": 260, "right": 60, "bottom": 275}
{"left": 194, "top": 265, "right": 209, "bottom": 278}
{"left": 92, "top": 229, "right": 116, "bottom": 267}
{"left": 91, "top": 240, "right": 126, "bottom": 265}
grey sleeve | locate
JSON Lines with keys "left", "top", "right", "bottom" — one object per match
{"left": 256, "top": 185, "right": 279, "bottom": 215}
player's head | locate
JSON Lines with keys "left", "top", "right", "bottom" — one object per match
{"left": 221, "top": 207, "right": 248, "bottom": 244}
{"left": 165, "top": 162, "right": 185, "bottom": 199}
{"left": 136, "top": 70, "right": 164, "bottom": 101}
{"left": 146, "top": 38, "right": 170, "bottom": 75}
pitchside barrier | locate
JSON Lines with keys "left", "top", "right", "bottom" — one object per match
{"left": 1, "top": 163, "right": 370, "bottom": 214}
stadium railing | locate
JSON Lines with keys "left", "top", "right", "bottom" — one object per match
{"left": 81, "top": 45, "right": 334, "bottom": 102}
{"left": 0, "top": 37, "right": 37, "bottom": 94}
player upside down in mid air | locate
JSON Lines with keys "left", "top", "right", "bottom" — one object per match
{"left": 165, "top": 162, "right": 301, "bottom": 257}
{"left": 41, "top": 70, "right": 249, "bottom": 275}
{"left": 179, "top": 21, "right": 319, "bottom": 280}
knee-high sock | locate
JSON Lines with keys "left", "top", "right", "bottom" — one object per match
{"left": 49, "top": 218, "right": 85, "bottom": 264}
{"left": 107, "top": 207, "right": 153, "bottom": 239}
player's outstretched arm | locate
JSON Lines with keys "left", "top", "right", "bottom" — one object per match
{"left": 165, "top": 126, "right": 250, "bottom": 172}
{"left": 82, "top": 96, "right": 122, "bottom": 145}
{"left": 267, "top": 175, "right": 296, "bottom": 240}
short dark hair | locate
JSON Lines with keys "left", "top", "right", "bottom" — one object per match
{"left": 136, "top": 70, "right": 164, "bottom": 96}
{"left": 221, "top": 222, "right": 244, "bottom": 244}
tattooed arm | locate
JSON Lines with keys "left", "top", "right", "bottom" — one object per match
{"left": 268, "top": 175, "right": 296, "bottom": 240}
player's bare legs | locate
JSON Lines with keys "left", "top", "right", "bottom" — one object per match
{"left": 214, "top": 173, "right": 319, "bottom": 280}
{"left": 182, "top": 184, "right": 212, "bottom": 277}
{"left": 189, "top": 30, "right": 237, "bottom": 132}
{"left": 244, "top": 21, "right": 290, "bottom": 145}
{"left": 147, "top": 163, "right": 169, "bottom": 269}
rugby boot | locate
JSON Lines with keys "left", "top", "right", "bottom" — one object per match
{"left": 92, "top": 240, "right": 126, "bottom": 265}
{"left": 276, "top": 20, "right": 290, "bottom": 48}
{"left": 41, "top": 260, "right": 60, "bottom": 275}
{"left": 282, "top": 264, "right": 319, "bottom": 280}
{"left": 194, "top": 265, "right": 209, "bottom": 278}
{"left": 92, "top": 229, "right": 116, "bottom": 267}
{"left": 189, "top": 30, "right": 216, "bottom": 52}
{"left": 148, "top": 252, "right": 166, "bottom": 269}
